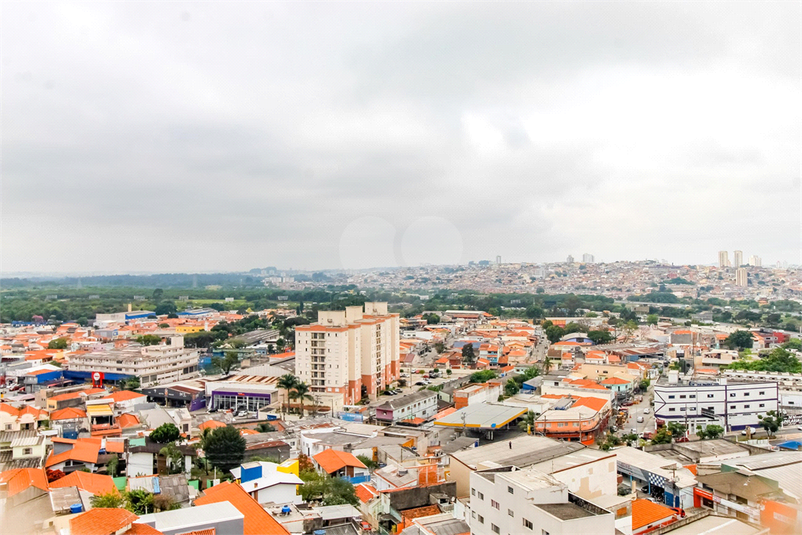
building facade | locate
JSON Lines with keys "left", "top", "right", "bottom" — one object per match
{"left": 654, "top": 375, "right": 779, "bottom": 431}
{"left": 295, "top": 302, "right": 400, "bottom": 403}
{"left": 375, "top": 390, "right": 438, "bottom": 424}
{"left": 67, "top": 337, "right": 200, "bottom": 388}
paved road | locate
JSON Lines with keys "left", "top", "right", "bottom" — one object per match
{"left": 621, "top": 387, "right": 656, "bottom": 436}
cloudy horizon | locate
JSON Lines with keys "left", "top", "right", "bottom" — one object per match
{"left": 2, "top": 2, "right": 800, "bottom": 274}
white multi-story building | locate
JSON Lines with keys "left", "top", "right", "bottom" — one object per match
{"left": 718, "top": 251, "right": 730, "bottom": 268}
{"left": 582, "top": 253, "right": 594, "bottom": 263}
{"left": 735, "top": 268, "right": 748, "bottom": 287}
{"left": 733, "top": 250, "right": 743, "bottom": 268}
{"left": 749, "top": 255, "right": 762, "bottom": 267}
{"left": 68, "top": 336, "right": 199, "bottom": 387}
{"left": 654, "top": 372, "right": 779, "bottom": 432}
{"left": 295, "top": 302, "right": 400, "bottom": 404}
{"left": 468, "top": 466, "right": 614, "bottom": 535}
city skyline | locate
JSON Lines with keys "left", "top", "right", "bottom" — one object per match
{"left": 3, "top": 3, "right": 799, "bottom": 274}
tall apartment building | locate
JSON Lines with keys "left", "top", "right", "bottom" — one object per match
{"left": 295, "top": 302, "right": 400, "bottom": 404}
{"left": 733, "top": 250, "right": 743, "bottom": 267}
{"left": 749, "top": 255, "right": 762, "bottom": 267}
{"left": 566, "top": 255, "right": 574, "bottom": 263}
{"left": 735, "top": 268, "right": 748, "bottom": 287}
{"left": 718, "top": 251, "right": 730, "bottom": 268}
{"left": 582, "top": 253, "right": 594, "bottom": 263}
{"left": 67, "top": 336, "right": 199, "bottom": 387}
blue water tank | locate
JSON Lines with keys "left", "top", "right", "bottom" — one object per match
{"left": 313, "top": 531, "right": 326, "bottom": 535}
{"left": 70, "top": 503, "right": 83, "bottom": 514}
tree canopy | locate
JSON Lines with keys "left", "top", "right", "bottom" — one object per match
{"left": 724, "top": 330, "right": 754, "bottom": 350}
{"left": 204, "top": 425, "right": 246, "bottom": 473}
{"left": 149, "top": 423, "right": 180, "bottom": 444}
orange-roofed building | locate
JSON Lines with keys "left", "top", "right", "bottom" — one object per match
{"left": 534, "top": 395, "right": 611, "bottom": 445}
{"left": 70, "top": 508, "right": 139, "bottom": 535}
{"left": 194, "top": 481, "right": 290, "bottom": 535}
{"left": 50, "top": 406, "right": 88, "bottom": 422}
{"left": 118, "top": 413, "right": 141, "bottom": 429}
{"left": 49, "top": 470, "right": 118, "bottom": 496}
{"left": 631, "top": 499, "right": 677, "bottom": 534}
{"left": 313, "top": 449, "right": 369, "bottom": 478}
{"left": 0, "top": 468, "right": 49, "bottom": 497}
{"left": 100, "top": 390, "right": 147, "bottom": 410}
{"left": 599, "top": 376, "right": 634, "bottom": 393}
{"left": 46, "top": 439, "right": 100, "bottom": 472}
{"left": 123, "top": 523, "right": 164, "bottom": 535}
{"left": 198, "top": 419, "right": 227, "bottom": 431}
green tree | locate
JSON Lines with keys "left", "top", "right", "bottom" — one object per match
{"left": 725, "top": 330, "right": 754, "bottom": 350}
{"left": 525, "top": 305, "right": 544, "bottom": 319}
{"left": 290, "top": 382, "right": 314, "bottom": 418}
{"left": 357, "top": 455, "right": 378, "bottom": 471}
{"left": 126, "top": 489, "right": 155, "bottom": 515}
{"left": 461, "top": 343, "right": 476, "bottom": 365}
{"left": 149, "top": 423, "right": 180, "bottom": 444}
{"left": 782, "top": 338, "right": 802, "bottom": 350}
{"left": 697, "top": 425, "right": 724, "bottom": 440}
{"left": 256, "top": 422, "right": 275, "bottom": 433}
{"left": 650, "top": 428, "right": 673, "bottom": 445}
{"left": 154, "top": 302, "right": 177, "bottom": 316}
{"left": 277, "top": 374, "right": 299, "bottom": 415}
{"left": 152, "top": 288, "right": 164, "bottom": 301}
{"left": 210, "top": 351, "right": 240, "bottom": 375}
{"left": 726, "top": 347, "right": 802, "bottom": 373}
{"left": 757, "top": 410, "right": 784, "bottom": 438}
{"left": 136, "top": 335, "right": 162, "bottom": 346}
{"left": 469, "top": 370, "right": 497, "bottom": 383}
{"left": 646, "top": 314, "right": 659, "bottom": 325}
{"left": 542, "top": 356, "right": 553, "bottom": 375}
{"left": 425, "top": 313, "right": 440, "bottom": 325}
{"left": 123, "top": 376, "right": 141, "bottom": 391}
{"left": 667, "top": 422, "right": 687, "bottom": 437}
{"left": 434, "top": 341, "right": 445, "bottom": 354}
{"left": 324, "top": 477, "right": 359, "bottom": 506}
{"left": 517, "top": 410, "right": 538, "bottom": 433}
{"left": 91, "top": 491, "right": 125, "bottom": 509}
{"left": 204, "top": 426, "right": 246, "bottom": 474}
{"left": 159, "top": 443, "right": 185, "bottom": 474}
{"left": 48, "top": 338, "right": 68, "bottom": 350}
{"left": 504, "top": 380, "right": 520, "bottom": 397}
{"left": 545, "top": 325, "right": 565, "bottom": 344}
{"left": 106, "top": 456, "right": 119, "bottom": 477}
{"left": 587, "top": 330, "right": 613, "bottom": 345}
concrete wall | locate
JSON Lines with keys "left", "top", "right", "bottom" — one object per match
{"left": 386, "top": 481, "right": 457, "bottom": 512}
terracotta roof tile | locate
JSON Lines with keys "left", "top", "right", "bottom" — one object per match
{"left": 313, "top": 448, "right": 367, "bottom": 474}
{"left": 195, "top": 482, "right": 289, "bottom": 535}
{"left": 50, "top": 471, "right": 118, "bottom": 496}
{"left": 70, "top": 508, "right": 138, "bottom": 535}
{"left": 631, "top": 499, "right": 675, "bottom": 530}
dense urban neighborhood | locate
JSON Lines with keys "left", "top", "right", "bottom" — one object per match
{"left": 1, "top": 258, "right": 802, "bottom": 535}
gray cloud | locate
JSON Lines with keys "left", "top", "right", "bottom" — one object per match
{"left": 1, "top": 2, "right": 799, "bottom": 273}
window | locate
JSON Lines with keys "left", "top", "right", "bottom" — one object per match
{"left": 744, "top": 405, "right": 750, "bottom": 409}
{"left": 523, "top": 519, "right": 533, "bottom": 530}
{"left": 542, "top": 530, "right": 550, "bottom": 535}
{"left": 508, "top": 509, "right": 514, "bottom": 517}
{"left": 690, "top": 395, "right": 696, "bottom": 398}
{"left": 680, "top": 395, "right": 686, "bottom": 399}
{"left": 759, "top": 403, "right": 765, "bottom": 408}
{"left": 669, "top": 408, "right": 676, "bottom": 412}
{"left": 491, "top": 524, "right": 500, "bottom": 534}
{"left": 759, "top": 391, "right": 765, "bottom": 395}
{"left": 472, "top": 511, "right": 476, "bottom": 519}
{"left": 478, "top": 492, "right": 484, "bottom": 500}
{"left": 508, "top": 486, "right": 514, "bottom": 494}
{"left": 730, "top": 405, "right": 736, "bottom": 409}
{"left": 680, "top": 407, "right": 685, "bottom": 411}
{"left": 669, "top": 395, "right": 675, "bottom": 399}
{"left": 744, "top": 392, "right": 750, "bottom": 397}
{"left": 23, "top": 448, "right": 33, "bottom": 455}
{"left": 707, "top": 394, "right": 714, "bottom": 398}
{"left": 471, "top": 488, "right": 475, "bottom": 496}
{"left": 730, "top": 393, "right": 736, "bottom": 397}
{"left": 491, "top": 500, "right": 500, "bottom": 510}
{"left": 478, "top": 515, "right": 484, "bottom": 524}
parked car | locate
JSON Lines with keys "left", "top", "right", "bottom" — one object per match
{"left": 643, "top": 408, "right": 650, "bottom": 415}
{"left": 415, "top": 381, "right": 425, "bottom": 386}
{"left": 669, "top": 507, "right": 686, "bottom": 518}
{"left": 675, "top": 436, "right": 689, "bottom": 443}
{"left": 741, "top": 427, "right": 757, "bottom": 436}
{"left": 637, "top": 416, "right": 644, "bottom": 423}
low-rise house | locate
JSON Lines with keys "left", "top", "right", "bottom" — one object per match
{"left": 100, "top": 390, "right": 147, "bottom": 412}
{"left": 0, "top": 403, "right": 49, "bottom": 431}
{"left": 194, "top": 481, "right": 290, "bottom": 535}
{"left": 313, "top": 448, "right": 369, "bottom": 480}
{"left": 375, "top": 390, "right": 438, "bottom": 425}
{"left": 49, "top": 407, "right": 89, "bottom": 437}
{"left": 631, "top": 498, "right": 678, "bottom": 534}
{"left": 231, "top": 461, "right": 304, "bottom": 505}
{"left": 125, "top": 438, "right": 195, "bottom": 477}
{"left": 599, "top": 376, "right": 634, "bottom": 393}
{"left": 453, "top": 383, "right": 501, "bottom": 410}
{"left": 49, "top": 470, "right": 119, "bottom": 498}
{"left": 0, "top": 429, "right": 48, "bottom": 471}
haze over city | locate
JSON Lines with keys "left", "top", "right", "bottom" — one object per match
{"left": 3, "top": 2, "right": 800, "bottom": 274}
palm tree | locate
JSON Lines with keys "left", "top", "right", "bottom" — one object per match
{"left": 517, "top": 410, "right": 539, "bottom": 434}
{"left": 542, "top": 356, "right": 552, "bottom": 375}
{"left": 290, "top": 382, "right": 314, "bottom": 418}
{"left": 277, "top": 374, "right": 298, "bottom": 416}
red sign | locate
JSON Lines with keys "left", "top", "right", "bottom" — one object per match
{"left": 92, "top": 372, "right": 104, "bottom": 388}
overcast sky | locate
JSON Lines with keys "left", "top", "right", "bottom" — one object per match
{"left": 2, "top": 2, "right": 800, "bottom": 274}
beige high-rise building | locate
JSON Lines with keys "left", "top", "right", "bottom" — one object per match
{"left": 718, "top": 251, "right": 730, "bottom": 268}
{"left": 295, "top": 302, "right": 400, "bottom": 404}
{"left": 749, "top": 255, "right": 762, "bottom": 267}
{"left": 736, "top": 268, "right": 748, "bottom": 287}
{"left": 733, "top": 250, "right": 743, "bottom": 268}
